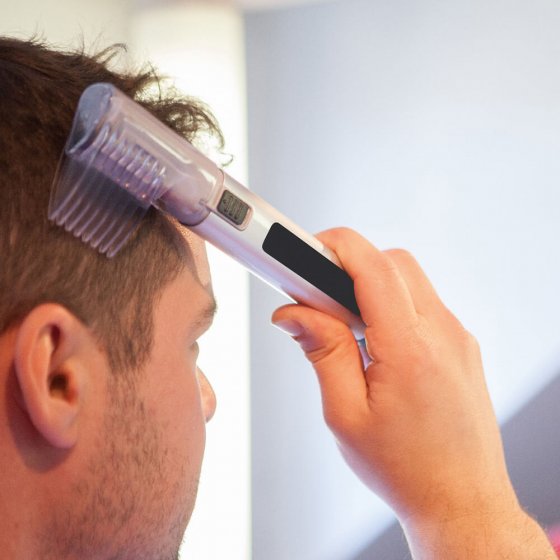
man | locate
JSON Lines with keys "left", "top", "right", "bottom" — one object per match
{"left": 0, "top": 37, "right": 218, "bottom": 559}
{"left": 0, "top": 36, "right": 556, "bottom": 559}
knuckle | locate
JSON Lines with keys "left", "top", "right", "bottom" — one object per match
{"left": 303, "top": 327, "right": 352, "bottom": 365}
{"left": 438, "top": 310, "right": 479, "bottom": 345}
{"left": 333, "top": 227, "right": 360, "bottom": 250}
{"left": 295, "top": 325, "right": 353, "bottom": 366}
{"left": 376, "top": 251, "right": 400, "bottom": 274}
{"left": 444, "top": 317, "right": 482, "bottom": 357}
{"left": 385, "top": 247, "right": 415, "bottom": 263}
{"left": 464, "top": 330, "right": 481, "bottom": 354}
{"left": 336, "top": 226, "right": 357, "bottom": 236}
{"left": 384, "top": 248, "right": 420, "bottom": 274}
{"left": 442, "top": 308, "right": 467, "bottom": 332}
{"left": 324, "top": 226, "right": 355, "bottom": 242}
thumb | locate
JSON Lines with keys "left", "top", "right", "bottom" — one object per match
{"left": 272, "top": 304, "right": 368, "bottom": 433}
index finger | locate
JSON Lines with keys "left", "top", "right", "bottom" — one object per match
{"left": 316, "top": 228, "right": 419, "bottom": 338}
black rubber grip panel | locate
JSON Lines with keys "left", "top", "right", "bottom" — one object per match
{"left": 262, "top": 222, "right": 360, "bottom": 317}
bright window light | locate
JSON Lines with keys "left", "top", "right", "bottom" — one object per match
{"left": 129, "top": 4, "right": 251, "bottom": 559}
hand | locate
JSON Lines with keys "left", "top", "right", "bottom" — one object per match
{"left": 272, "top": 228, "right": 520, "bottom": 528}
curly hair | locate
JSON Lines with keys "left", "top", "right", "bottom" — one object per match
{"left": 0, "top": 36, "right": 222, "bottom": 374}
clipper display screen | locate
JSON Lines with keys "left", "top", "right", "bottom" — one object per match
{"left": 262, "top": 222, "right": 360, "bottom": 317}
{"left": 217, "top": 190, "right": 249, "bottom": 226}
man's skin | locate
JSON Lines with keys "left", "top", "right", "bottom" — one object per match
{"left": 0, "top": 234, "right": 216, "bottom": 559}
{"left": 0, "top": 216, "right": 555, "bottom": 558}
{"left": 273, "top": 228, "right": 557, "bottom": 559}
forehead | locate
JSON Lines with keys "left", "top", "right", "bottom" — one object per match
{"left": 160, "top": 228, "right": 215, "bottom": 331}
{"left": 179, "top": 227, "right": 212, "bottom": 289}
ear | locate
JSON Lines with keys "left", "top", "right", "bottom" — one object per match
{"left": 14, "top": 304, "right": 93, "bottom": 449}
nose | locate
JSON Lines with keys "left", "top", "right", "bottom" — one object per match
{"left": 197, "top": 368, "right": 217, "bottom": 422}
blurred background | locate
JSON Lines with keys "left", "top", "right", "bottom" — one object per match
{"left": 2, "top": 0, "right": 560, "bottom": 558}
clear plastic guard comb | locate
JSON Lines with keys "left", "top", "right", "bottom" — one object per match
{"left": 49, "top": 82, "right": 224, "bottom": 256}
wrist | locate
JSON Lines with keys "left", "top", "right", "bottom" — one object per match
{"left": 401, "top": 498, "right": 556, "bottom": 560}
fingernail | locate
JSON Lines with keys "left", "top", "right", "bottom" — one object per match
{"left": 272, "top": 319, "right": 304, "bottom": 337}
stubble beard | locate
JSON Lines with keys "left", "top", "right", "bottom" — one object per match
{"left": 41, "top": 376, "right": 200, "bottom": 560}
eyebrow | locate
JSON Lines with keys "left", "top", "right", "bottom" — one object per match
{"left": 192, "top": 297, "right": 218, "bottom": 334}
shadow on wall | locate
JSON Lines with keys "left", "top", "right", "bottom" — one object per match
{"left": 353, "top": 370, "right": 560, "bottom": 560}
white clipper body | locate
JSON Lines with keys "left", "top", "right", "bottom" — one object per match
{"left": 49, "top": 83, "right": 365, "bottom": 339}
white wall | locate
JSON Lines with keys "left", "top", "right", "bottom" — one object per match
{"left": 246, "top": 1, "right": 560, "bottom": 558}
{"left": 0, "top": 0, "right": 129, "bottom": 47}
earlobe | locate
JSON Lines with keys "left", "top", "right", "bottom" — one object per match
{"left": 13, "top": 304, "right": 89, "bottom": 449}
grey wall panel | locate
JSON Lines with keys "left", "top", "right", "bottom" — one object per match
{"left": 246, "top": 1, "right": 560, "bottom": 558}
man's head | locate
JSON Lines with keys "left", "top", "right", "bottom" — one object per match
{"left": 0, "top": 36, "right": 217, "bottom": 559}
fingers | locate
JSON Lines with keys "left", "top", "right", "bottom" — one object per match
{"left": 271, "top": 228, "right": 448, "bottom": 430}
{"left": 383, "top": 249, "right": 447, "bottom": 318}
{"left": 271, "top": 303, "right": 368, "bottom": 432}
{"left": 315, "top": 229, "right": 418, "bottom": 339}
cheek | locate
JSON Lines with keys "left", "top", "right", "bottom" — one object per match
{"left": 147, "top": 355, "right": 207, "bottom": 467}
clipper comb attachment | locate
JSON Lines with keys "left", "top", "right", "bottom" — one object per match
{"left": 49, "top": 82, "right": 220, "bottom": 256}
{"left": 50, "top": 122, "right": 167, "bottom": 256}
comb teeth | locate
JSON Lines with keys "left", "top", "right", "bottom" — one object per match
{"left": 49, "top": 122, "right": 168, "bottom": 257}
{"left": 95, "top": 125, "right": 167, "bottom": 206}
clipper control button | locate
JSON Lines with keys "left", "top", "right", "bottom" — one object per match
{"left": 217, "top": 190, "right": 249, "bottom": 226}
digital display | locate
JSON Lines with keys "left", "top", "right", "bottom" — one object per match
{"left": 262, "top": 222, "right": 360, "bottom": 316}
{"left": 217, "top": 190, "right": 250, "bottom": 226}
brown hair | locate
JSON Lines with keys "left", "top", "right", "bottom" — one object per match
{"left": 0, "top": 36, "right": 222, "bottom": 374}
